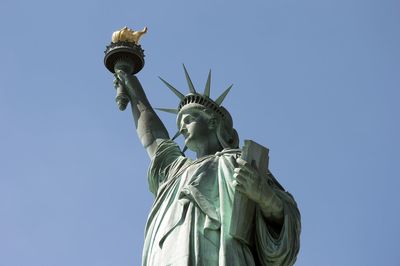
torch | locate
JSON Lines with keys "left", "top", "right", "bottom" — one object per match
{"left": 104, "top": 26, "right": 147, "bottom": 110}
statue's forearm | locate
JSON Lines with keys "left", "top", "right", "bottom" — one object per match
{"left": 257, "top": 179, "right": 284, "bottom": 228}
{"left": 126, "top": 76, "right": 169, "bottom": 157}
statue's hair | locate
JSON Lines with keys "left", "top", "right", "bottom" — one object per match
{"left": 216, "top": 106, "right": 239, "bottom": 149}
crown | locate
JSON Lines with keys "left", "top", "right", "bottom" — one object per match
{"left": 156, "top": 65, "right": 233, "bottom": 148}
{"left": 111, "top": 26, "right": 147, "bottom": 44}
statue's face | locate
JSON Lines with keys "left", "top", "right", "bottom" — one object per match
{"left": 179, "top": 111, "right": 214, "bottom": 151}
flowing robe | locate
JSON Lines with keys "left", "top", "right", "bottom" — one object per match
{"left": 142, "top": 140, "right": 300, "bottom": 266}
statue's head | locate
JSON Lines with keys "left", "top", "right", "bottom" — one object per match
{"left": 176, "top": 97, "right": 239, "bottom": 151}
{"left": 157, "top": 65, "right": 239, "bottom": 152}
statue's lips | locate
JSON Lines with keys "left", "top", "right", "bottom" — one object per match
{"left": 183, "top": 133, "right": 193, "bottom": 144}
{"left": 180, "top": 129, "right": 189, "bottom": 139}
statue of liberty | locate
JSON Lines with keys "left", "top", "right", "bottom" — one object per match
{"left": 105, "top": 27, "right": 300, "bottom": 266}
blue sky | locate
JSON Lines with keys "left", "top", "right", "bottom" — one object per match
{"left": 1, "top": 0, "right": 399, "bottom": 265}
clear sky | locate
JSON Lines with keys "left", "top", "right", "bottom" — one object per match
{"left": 0, "top": 0, "right": 399, "bottom": 265}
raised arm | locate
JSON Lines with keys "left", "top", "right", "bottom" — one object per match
{"left": 115, "top": 70, "right": 169, "bottom": 158}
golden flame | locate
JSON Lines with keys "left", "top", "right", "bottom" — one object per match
{"left": 111, "top": 26, "right": 147, "bottom": 44}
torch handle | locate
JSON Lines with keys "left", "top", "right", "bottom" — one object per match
{"left": 115, "top": 82, "right": 130, "bottom": 111}
{"left": 114, "top": 61, "right": 135, "bottom": 111}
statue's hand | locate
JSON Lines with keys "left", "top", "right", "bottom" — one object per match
{"left": 234, "top": 158, "right": 271, "bottom": 205}
{"left": 234, "top": 157, "right": 284, "bottom": 222}
{"left": 114, "top": 70, "right": 137, "bottom": 99}
{"left": 234, "top": 158, "right": 264, "bottom": 203}
{"left": 113, "top": 75, "right": 122, "bottom": 90}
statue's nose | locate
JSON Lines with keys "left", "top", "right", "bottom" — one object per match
{"left": 179, "top": 125, "right": 187, "bottom": 136}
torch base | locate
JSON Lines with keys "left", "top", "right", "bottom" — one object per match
{"left": 104, "top": 41, "right": 145, "bottom": 75}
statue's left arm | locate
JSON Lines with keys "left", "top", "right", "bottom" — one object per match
{"left": 234, "top": 158, "right": 301, "bottom": 266}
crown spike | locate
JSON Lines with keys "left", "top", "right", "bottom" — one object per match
{"left": 182, "top": 64, "right": 196, "bottom": 93}
{"left": 158, "top": 77, "right": 185, "bottom": 100}
{"left": 155, "top": 108, "right": 179, "bottom": 114}
{"left": 214, "top": 84, "right": 233, "bottom": 106}
{"left": 171, "top": 130, "right": 181, "bottom": 140}
{"left": 182, "top": 145, "right": 188, "bottom": 153}
{"left": 204, "top": 70, "right": 211, "bottom": 97}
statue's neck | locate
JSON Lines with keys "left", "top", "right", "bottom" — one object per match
{"left": 195, "top": 136, "right": 223, "bottom": 159}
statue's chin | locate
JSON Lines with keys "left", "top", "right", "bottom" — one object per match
{"left": 184, "top": 138, "right": 197, "bottom": 153}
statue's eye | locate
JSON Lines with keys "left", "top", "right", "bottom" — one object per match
{"left": 184, "top": 117, "right": 193, "bottom": 124}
